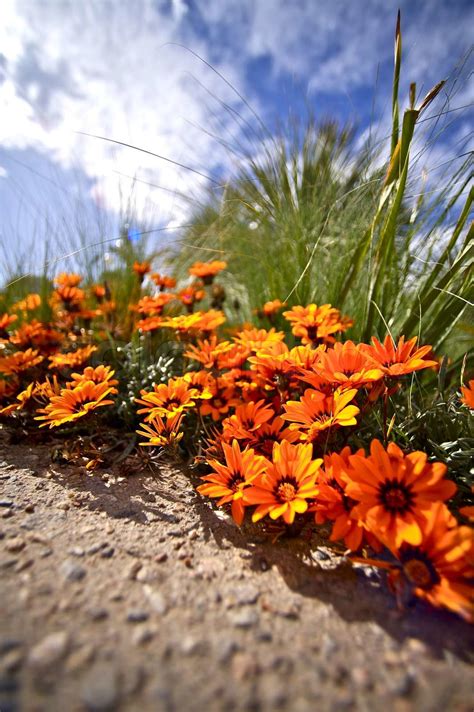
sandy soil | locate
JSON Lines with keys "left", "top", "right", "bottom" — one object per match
{"left": 0, "top": 429, "right": 473, "bottom": 712}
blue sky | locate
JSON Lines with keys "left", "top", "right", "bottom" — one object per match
{"left": 0, "top": 0, "right": 472, "bottom": 279}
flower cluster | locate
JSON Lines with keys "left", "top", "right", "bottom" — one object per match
{"left": 0, "top": 258, "right": 472, "bottom": 622}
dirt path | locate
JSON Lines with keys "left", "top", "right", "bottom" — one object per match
{"left": 0, "top": 431, "right": 473, "bottom": 712}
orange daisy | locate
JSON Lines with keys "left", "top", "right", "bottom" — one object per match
{"left": 197, "top": 440, "right": 269, "bottom": 525}
{"left": 185, "top": 336, "right": 233, "bottom": 369}
{"left": 233, "top": 327, "right": 285, "bottom": 352}
{"left": 9, "top": 320, "right": 63, "bottom": 353}
{"left": 67, "top": 365, "right": 118, "bottom": 391}
{"left": 0, "top": 313, "right": 18, "bottom": 338}
{"left": 55, "top": 273, "right": 83, "bottom": 288}
{"left": 35, "top": 381, "right": 115, "bottom": 428}
{"left": 151, "top": 273, "right": 176, "bottom": 291}
{"left": 178, "top": 284, "right": 205, "bottom": 313}
{"left": 282, "top": 388, "right": 360, "bottom": 442}
{"left": 358, "top": 503, "right": 474, "bottom": 621}
{"left": 310, "top": 447, "right": 381, "bottom": 552}
{"left": 133, "top": 261, "right": 151, "bottom": 280}
{"left": 189, "top": 260, "right": 227, "bottom": 284}
{"left": 247, "top": 415, "right": 300, "bottom": 457}
{"left": 221, "top": 400, "right": 275, "bottom": 442}
{"left": 11, "top": 294, "right": 41, "bottom": 312}
{"left": 314, "top": 341, "right": 384, "bottom": 389}
{"left": 360, "top": 335, "right": 438, "bottom": 377}
{"left": 135, "top": 294, "right": 175, "bottom": 315}
{"left": 136, "top": 377, "right": 197, "bottom": 420}
{"left": 243, "top": 440, "right": 321, "bottom": 524}
{"left": 345, "top": 440, "right": 457, "bottom": 550}
{"left": 48, "top": 345, "right": 97, "bottom": 370}
{"left": 283, "top": 304, "right": 353, "bottom": 346}
{"left": 0, "top": 348, "right": 44, "bottom": 375}
{"left": 137, "top": 413, "right": 184, "bottom": 449}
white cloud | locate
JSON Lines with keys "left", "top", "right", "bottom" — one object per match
{"left": 0, "top": 0, "right": 253, "bottom": 229}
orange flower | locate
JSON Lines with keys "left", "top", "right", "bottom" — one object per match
{"left": 314, "top": 341, "right": 384, "bottom": 389}
{"left": 135, "top": 294, "right": 175, "bottom": 315}
{"left": 233, "top": 327, "right": 285, "bottom": 352}
{"left": 35, "top": 381, "right": 115, "bottom": 428}
{"left": 0, "top": 348, "right": 44, "bottom": 375}
{"left": 48, "top": 345, "right": 97, "bottom": 370}
{"left": 185, "top": 336, "right": 233, "bottom": 369}
{"left": 151, "top": 273, "right": 176, "bottom": 291}
{"left": 262, "top": 299, "right": 285, "bottom": 316}
{"left": 282, "top": 388, "right": 359, "bottom": 442}
{"left": 345, "top": 440, "right": 457, "bottom": 550}
{"left": 461, "top": 380, "right": 474, "bottom": 409}
{"left": 178, "top": 284, "right": 205, "bottom": 313}
{"left": 189, "top": 260, "right": 227, "bottom": 283}
{"left": 243, "top": 440, "right": 321, "bottom": 524}
{"left": 360, "top": 335, "right": 438, "bottom": 377}
{"left": 358, "top": 504, "right": 474, "bottom": 621}
{"left": 137, "top": 413, "right": 184, "bottom": 448}
{"left": 0, "top": 377, "right": 61, "bottom": 416}
{"left": 247, "top": 415, "right": 300, "bottom": 457}
{"left": 67, "top": 365, "right": 118, "bottom": 391}
{"left": 133, "top": 261, "right": 151, "bottom": 279}
{"left": 197, "top": 440, "right": 269, "bottom": 525}
{"left": 222, "top": 400, "right": 275, "bottom": 442}
{"left": 136, "top": 316, "right": 163, "bottom": 332}
{"left": 136, "top": 377, "right": 197, "bottom": 420}
{"left": 310, "top": 448, "right": 381, "bottom": 552}
{"left": 283, "top": 304, "right": 353, "bottom": 346}
{"left": 194, "top": 309, "right": 226, "bottom": 334}
{"left": 0, "top": 313, "right": 18, "bottom": 338}
{"left": 92, "top": 284, "right": 107, "bottom": 301}
{"left": 182, "top": 370, "right": 214, "bottom": 400}
{"left": 11, "top": 294, "right": 41, "bottom": 312}
{"left": 51, "top": 285, "right": 85, "bottom": 312}
{"left": 55, "top": 273, "right": 82, "bottom": 288}
{"left": 9, "top": 320, "right": 63, "bottom": 353}
{"left": 198, "top": 377, "right": 237, "bottom": 421}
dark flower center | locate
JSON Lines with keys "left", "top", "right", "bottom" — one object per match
{"left": 378, "top": 479, "right": 413, "bottom": 513}
{"left": 228, "top": 472, "right": 245, "bottom": 492}
{"left": 400, "top": 550, "right": 440, "bottom": 589}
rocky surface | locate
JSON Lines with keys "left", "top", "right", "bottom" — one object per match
{"left": 0, "top": 429, "right": 473, "bottom": 712}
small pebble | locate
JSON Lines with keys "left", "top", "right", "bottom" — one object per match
{"left": 28, "top": 631, "right": 69, "bottom": 669}
{"left": 60, "top": 559, "right": 87, "bottom": 582}
{"left": 127, "top": 609, "right": 149, "bottom": 623}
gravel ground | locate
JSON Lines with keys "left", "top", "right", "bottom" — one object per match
{"left": 0, "top": 430, "right": 473, "bottom": 712}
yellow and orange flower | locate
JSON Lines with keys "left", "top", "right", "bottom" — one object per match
{"left": 136, "top": 413, "right": 184, "bottom": 449}
{"left": 247, "top": 415, "right": 300, "bottom": 457}
{"left": 134, "top": 293, "right": 175, "bottom": 315}
{"left": 310, "top": 447, "right": 381, "bottom": 552}
{"left": 243, "top": 440, "right": 321, "bottom": 524}
{"left": 189, "top": 260, "right": 227, "bottom": 283}
{"left": 314, "top": 341, "right": 384, "bottom": 389}
{"left": 185, "top": 336, "right": 233, "bottom": 369}
{"left": 133, "top": 261, "right": 151, "bottom": 279}
{"left": 345, "top": 440, "right": 457, "bottom": 550}
{"left": 51, "top": 285, "right": 85, "bottom": 312}
{"left": 198, "top": 440, "right": 269, "bottom": 525}
{"left": 361, "top": 335, "right": 438, "bottom": 377}
{"left": 358, "top": 503, "right": 474, "bottom": 621}
{"left": 460, "top": 380, "right": 474, "bottom": 409}
{"left": 198, "top": 377, "right": 237, "bottom": 421}
{"left": 283, "top": 304, "right": 353, "bottom": 346}
{"left": 0, "top": 348, "right": 44, "bottom": 375}
{"left": 48, "top": 345, "right": 97, "bottom": 370}
{"left": 282, "top": 388, "right": 359, "bottom": 442}
{"left": 221, "top": 400, "right": 275, "bottom": 442}
{"left": 178, "top": 284, "right": 205, "bottom": 312}
{"left": 151, "top": 273, "right": 176, "bottom": 291}
{"left": 36, "top": 381, "right": 115, "bottom": 428}
{"left": 0, "top": 313, "right": 18, "bottom": 338}
{"left": 67, "top": 365, "right": 118, "bottom": 391}
{"left": 9, "top": 320, "right": 63, "bottom": 353}
{"left": 11, "top": 294, "right": 41, "bottom": 312}
{"left": 136, "top": 377, "right": 197, "bottom": 420}
{"left": 55, "top": 273, "right": 82, "bottom": 288}
{"left": 233, "top": 327, "right": 285, "bottom": 353}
